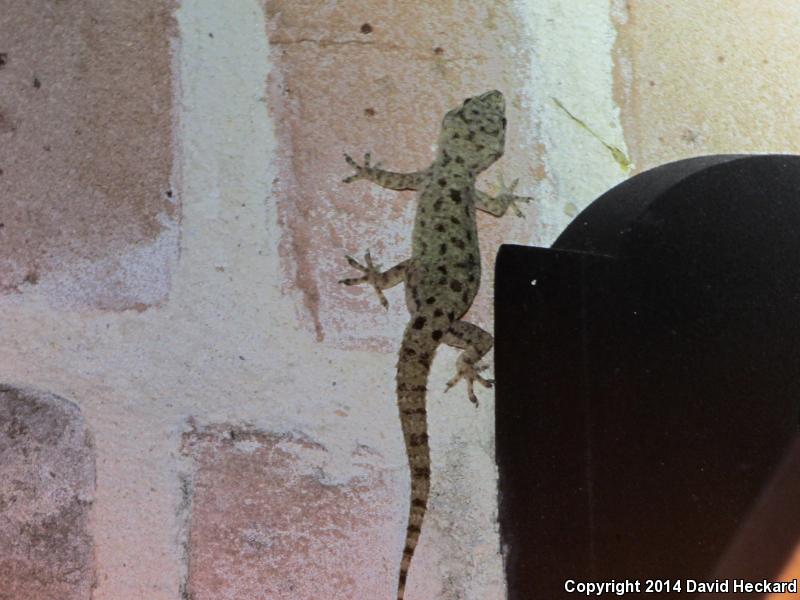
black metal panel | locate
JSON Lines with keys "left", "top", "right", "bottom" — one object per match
{"left": 496, "top": 155, "right": 800, "bottom": 599}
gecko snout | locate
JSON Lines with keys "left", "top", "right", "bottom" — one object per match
{"left": 478, "top": 90, "right": 505, "bottom": 111}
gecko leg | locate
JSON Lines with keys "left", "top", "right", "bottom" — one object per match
{"left": 339, "top": 252, "right": 408, "bottom": 309}
{"left": 443, "top": 321, "right": 494, "bottom": 406}
{"left": 343, "top": 153, "right": 428, "bottom": 191}
{"left": 475, "top": 173, "right": 534, "bottom": 218}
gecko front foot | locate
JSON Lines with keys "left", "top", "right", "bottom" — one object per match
{"left": 496, "top": 173, "right": 534, "bottom": 218}
{"left": 339, "top": 250, "right": 391, "bottom": 309}
{"left": 342, "top": 152, "right": 383, "bottom": 184}
{"left": 444, "top": 358, "right": 494, "bottom": 407}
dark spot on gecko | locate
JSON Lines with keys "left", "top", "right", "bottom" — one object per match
{"left": 361, "top": 23, "right": 373, "bottom": 34}
{"left": 438, "top": 277, "right": 447, "bottom": 285}
{"left": 441, "top": 154, "right": 451, "bottom": 166}
{"left": 449, "top": 189, "right": 462, "bottom": 203}
{"left": 433, "top": 308, "right": 444, "bottom": 317}
{"left": 364, "top": 107, "right": 376, "bottom": 117}
{"left": 433, "top": 200, "right": 443, "bottom": 211}
{"left": 437, "top": 178, "right": 447, "bottom": 186}
{"left": 502, "top": 117, "right": 507, "bottom": 128}
{"left": 403, "top": 407, "right": 426, "bottom": 416}
{"left": 407, "top": 524, "right": 422, "bottom": 534}
{"left": 436, "top": 265, "right": 447, "bottom": 274}
{"left": 439, "top": 243, "right": 447, "bottom": 255}
{"left": 452, "top": 133, "right": 460, "bottom": 139}
{"left": 434, "top": 47, "right": 444, "bottom": 55}
{"left": 465, "top": 231, "right": 472, "bottom": 241}
{"left": 403, "top": 546, "right": 415, "bottom": 556}
{"left": 467, "top": 131, "right": 475, "bottom": 141}
{"left": 33, "top": 77, "right": 40, "bottom": 88}
{"left": 476, "top": 144, "right": 484, "bottom": 151}
{"left": 412, "top": 316, "right": 426, "bottom": 330}
{"left": 461, "top": 290, "right": 469, "bottom": 303}
{"left": 449, "top": 280, "right": 463, "bottom": 292}
{"left": 414, "top": 467, "right": 431, "bottom": 478}
{"left": 435, "top": 224, "right": 445, "bottom": 232}
{"left": 450, "top": 216, "right": 460, "bottom": 225}
{"left": 455, "top": 156, "right": 464, "bottom": 164}
{"left": 431, "top": 330, "right": 443, "bottom": 341}
{"left": 412, "top": 498, "right": 427, "bottom": 509}
{"left": 420, "top": 219, "right": 427, "bottom": 227}
{"left": 468, "top": 274, "right": 475, "bottom": 283}
{"left": 408, "top": 434, "right": 422, "bottom": 447}
{"left": 410, "top": 432, "right": 429, "bottom": 445}
{"left": 425, "top": 296, "right": 435, "bottom": 304}
{"left": 420, "top": 352, "right": 430, "bottom": 361}
{"left": 458, "top": 112, "right": 469, "bottom": 123}
{"left": 403, "top": 347, "right": 417, "bottom": 356}
{"left": 447, "top": 311, "right": 455, "bottom": 321}
{"left": 452, "top": 238, "right": 465, "bottom": 250}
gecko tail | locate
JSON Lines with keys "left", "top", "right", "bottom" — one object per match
{"left": 395, "top": 323, "right": 437, "bottom": 600}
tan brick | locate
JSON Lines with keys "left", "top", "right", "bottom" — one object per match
{"left": 0, "top": 0, "right": 177, "bottom": 309}
{"left": 0, "top": 386, "right": 96, "bottom": 600}
{"left": 183, "top": 425, "right": 398, "bottom": 599}
{"left": 614, "top": 2, "right": 800, "bottom": 172}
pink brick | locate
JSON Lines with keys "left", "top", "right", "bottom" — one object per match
{"left": 0, "top": 1, "right": 177, "bottom": 310}
{"left": 183, "top": 425, "right": 398, "bottom": 599}
{"left": 0, "top": 386, "right": 96, "bottom": 600}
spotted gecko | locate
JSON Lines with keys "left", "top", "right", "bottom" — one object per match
{"left": 340, "top": 90, "right": 530, "bottom": 600}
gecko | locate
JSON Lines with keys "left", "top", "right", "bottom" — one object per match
{"left": 340, "top": 90, "right": 530, "bottom": 600}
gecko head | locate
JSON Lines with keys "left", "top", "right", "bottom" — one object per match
{"left": 439, "top": 90, "right": 507, "bottom": 175}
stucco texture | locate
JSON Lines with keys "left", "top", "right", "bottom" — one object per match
{"left": 0, "top": 1, "right": 799, "bottom": 598}
{"left": 0, "top": 0, "right": 177, "bottom": 310}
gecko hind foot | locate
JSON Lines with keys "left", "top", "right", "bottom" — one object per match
{"left": 444, "top": 360, "right": 494, "bottom": 406}
{"left": 338, "top": 250, "right": 390, "bottom": 309}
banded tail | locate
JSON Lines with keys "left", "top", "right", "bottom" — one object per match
{"left": 395, "top": 323, "right": 439, "bottom": 600}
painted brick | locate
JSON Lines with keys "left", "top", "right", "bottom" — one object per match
{"left": 0, "top": 386, "right": 96, "bottom": 600}
{"left": 182, "top": 425, "right": 398, "bottom": 599}
{"left": 0, "top": 0, "right": 177, "bottom": 309}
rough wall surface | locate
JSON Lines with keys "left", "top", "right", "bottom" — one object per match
{"left": 0, "top": 0, "right": 798, "bottom": 598}
{"left": 183, "top": 427, "right": 398, "bottom": 599}
{"left": 0, "top": 386, "right": 95, "bottom": 600}
{"left": 0, "top": 0, "right": 177, "bottom": 310}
